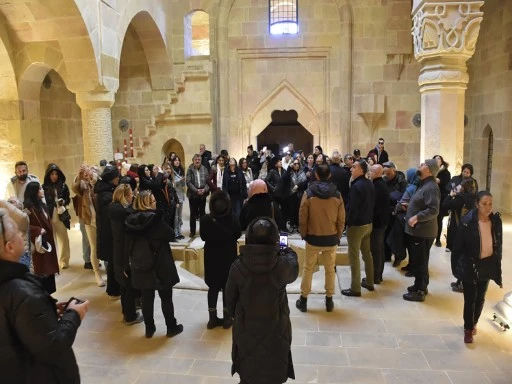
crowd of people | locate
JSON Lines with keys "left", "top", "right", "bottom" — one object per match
{"left": 0, "top": 137, "right": 503, "bottom": 382}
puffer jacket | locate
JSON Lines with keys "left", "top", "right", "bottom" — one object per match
{"left": 0, "top": 260, "right": 81, "bottom": 383}
{"left": 225, "top": 245, "right": 298, "bottom": 384}
{"left": 452, "top": 209, "right": 502, "bottom": 286}
{"left": 109, "top": 202, "right": 134, "bottom": 287}
{"left": 42, "top": 164, "right": 71, "bottom": 221}
{"left": 93, "top": 179, "right": 116, "bottom": 262}
{"left": 125, "top": 210, "right": 179, "bottom": 290}
{"left": 299, "top": 181, "right": 345, "bottom": 246}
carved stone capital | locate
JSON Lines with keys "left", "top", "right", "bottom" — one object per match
{"left": 76, "top": 91, "right": 115, "bottom": 110}
{"left": 412, "top": 1, "right": 484, "bottom": 62}
{"left": 418, "top": 66, "right": 469, "bottom": 90}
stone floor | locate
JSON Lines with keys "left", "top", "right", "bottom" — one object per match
{"left": 54, "top": 210, "right": 512, "bottom": 384}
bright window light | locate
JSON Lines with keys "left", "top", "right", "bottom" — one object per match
{"left": 269, "top": 0, "right": 298, "bottom": 36}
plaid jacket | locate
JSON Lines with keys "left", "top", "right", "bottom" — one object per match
{"left": 186, "top": 164, "right": 210, "bottom": 199}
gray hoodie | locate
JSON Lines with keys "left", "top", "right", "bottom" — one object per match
{"left": 404, "top": 176, "right": 440, "bottom": 239}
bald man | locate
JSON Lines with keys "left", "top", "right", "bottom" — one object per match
{"left": 370, "top": 164, "right": 390, "bottom": 284}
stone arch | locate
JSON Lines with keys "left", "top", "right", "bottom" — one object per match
{"left": 118, "top": 9, "right": 173, "bottom": 90}
{"left": 249, "top": 81, "right": 321, "bottom": 146}
{"left": 162, "top": 139, "right": 186, "bottom": 166}
{"left": 0, "top": 23, "right": 21, "bottom": 197}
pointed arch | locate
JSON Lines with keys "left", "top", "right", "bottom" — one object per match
{"left": 118, "top": 10, "right": 173, "bottom": 90}
{"left": 249, "top": 80, "right": 321, "bottom": 143}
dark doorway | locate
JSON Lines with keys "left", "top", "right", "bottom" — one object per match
{"left": 257, "top": 110, "right": 313, "bottom": 156}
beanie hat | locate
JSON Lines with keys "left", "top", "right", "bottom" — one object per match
{"left": 209, "top": 190, "right": 231, "bottom": 218}
{"left": 245, "top": 217, "right": 279, "bottom": 245}
{"left": 101, "top": 166, "right": 120, "bottom": 183}
{"left": 425, "top": 159, "right": 440, "bottom": 177}
{"left": 248, "top": 179, "right": 268, "bottom": 199}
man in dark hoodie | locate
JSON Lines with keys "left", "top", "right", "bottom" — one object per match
{"left": 296, "top": 164, "right": 345, "bottom": 312}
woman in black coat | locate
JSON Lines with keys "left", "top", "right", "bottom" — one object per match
{"left": 222, "top": 157, "right": 248, "bottom": 218}
{"left": 0, "top": 210, "right": 89, "bottom": 383}
{"left": 125, "top": 190, "right": 183, "bottom": 338}
{"left": 94, "top": 165, "right": 121, "bottom": 298}
{"left": 225, "top": 217, "right": 298, "bottom": 384}
{"left": 240, "top": 179, "right": 286, "bottom": 232}
{"left": 200, "top": 190, "right": 242, "bottom": 329}
{"left": 109, "top": 184, "right": 142, "bottom": 325}
{"left": 452, "top": 191, "right": 502, "bottom": 344}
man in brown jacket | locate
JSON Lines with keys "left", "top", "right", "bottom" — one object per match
{"left": 296, "top": 164, "right": 345, "bottom": 312}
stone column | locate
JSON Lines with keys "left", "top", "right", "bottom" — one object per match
{"left": 412, "top": 1, "right": 483, "bottom": 170}
{"left": 76, "top": 91, "right": 115, "bottom": 165}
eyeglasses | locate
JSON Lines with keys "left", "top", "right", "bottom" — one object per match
{"left": 378, "top": 141, "right": 384, "bottom": 145}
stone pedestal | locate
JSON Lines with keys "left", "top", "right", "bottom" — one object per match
{"left": 76, "top": 91, "right": 115, "bottom": 165}
{"left": 412, "top": 1, "right": 483, "bottom": 170}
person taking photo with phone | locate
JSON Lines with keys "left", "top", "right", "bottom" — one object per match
{"left": 0, "top": 209, "right": 89, "bottom": 383}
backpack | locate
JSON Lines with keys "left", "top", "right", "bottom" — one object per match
{"left": 128, "top": 234, "right": 157, "bottom": 272}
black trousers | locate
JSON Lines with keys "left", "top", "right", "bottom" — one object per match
{"left": 106, "top": 261, "right": 121, "bottom": 296}
{"left": 189, "top": 198, "right": 206, "bottom": 234}
{"left": 120, "top": 279, "right": 140, "bottom": 322}
{"left": 371, "top": 226, "right": 386, "bottom": 281}
{"left": 287, "top": 193, "right": 300, "bottom": 227}
{"left": 207, "top": 286, "right": 226, "bottom": 309}
{"left": 406, "top": 236, "right": 434, "bottom": 291}
{"left": 141, "top": 288, "right": 176, "bottom": 329}
{"left": 462, "top": 279, "right": 489, "bottom": 330}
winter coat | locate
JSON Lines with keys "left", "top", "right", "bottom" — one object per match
{"left": 125, "top": 210, "right": 179, "bottom": 290}
{"left": 42, "top": 164, "right": 71, "bottom": 228}
{"left": 222, "top": 168, "right": 248, "bottom": 200}
{"left": 6, "top": 175, "right": 40, "bottom": 202}
{"left": 346, "top": 175, "right": 375, "bottom": 227}
{"left": 109, "top": 202, "right": 134, "bottom": 287}
{"left": 447, "top": 174, "right": 479, "bottom": 194}
{"left": 404, "top": 176, "right": 440, "bottom": 239}
{"left": 329, "top": 163, "right": 350, "bottom": 197}
{"left": 452, "top": 209, "right": 502, "bottom": 286}
{"left": 0, "top": 260, "right": 81, "bottom": 383}
{"left": 206, "top": 166, "right": 225, "bottom": 192}
{"left": 265, "top": 168, "right": 284, "bottom": 199}
{"left": 246, "top": 152, "right": 260, "bottom": 178}
{"left": 71, "top": 177, "right": 95, "bottom": 226}
{"left": 186, "top": 164, "right": 210, "bottom": 199}
{"left": 299, "top": 181, "right": 345, "bottom": 246}
{"left": 372, "top": 177, "right": 390, "bottom": 229}
{"left": 367, "top": 147, "right": 389, "bottom": 164}
{"left": 282, "top": 168, "right": 308, "bottom": 199}
{"left": 384, "top": 170, "right": 408, "bottom": 207}
{"left": 225, "top": 245, "right": 298, "bottom": 384}
{"left": 201, "top": 150, "right": 212, "bottom": 171}
{"left": 240, "top": 193, "right": 286, "bottom": 232}
{"left": 93, "top": 180, "right": 116, "bottom": 262}
{"left": 437, "top": 167, "right": 451, "bottom": 215}
{"left": 27, "top": 206, "right": 59, "bottom": 277}
{"left": 154, "top": 179, "right": 179, "bottom": 233}
{"left": 200, "top": 193, "right": 242, "bottom": 289}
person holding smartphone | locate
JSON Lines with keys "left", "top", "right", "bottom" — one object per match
{"left": 0, "top": 209, "right": 89, "bottom": 383}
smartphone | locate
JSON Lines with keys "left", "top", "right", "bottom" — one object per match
{"left": 279, "top": 233, "right": 288, "bottom": 249}
{"left": 64, "top": 297, "right": 84, "bottom": 309}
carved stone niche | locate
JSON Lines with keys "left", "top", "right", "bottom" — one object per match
{"left": 354, "top": 95, "right": 386, "bottom": 133}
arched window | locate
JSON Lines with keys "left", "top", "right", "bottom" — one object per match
{"left": 184, "top": 10, "right": 210, "bottom": 58}
{"left": 269, "top": 0, "right": 299, "bottom": 35}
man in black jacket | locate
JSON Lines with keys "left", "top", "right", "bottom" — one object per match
{"left": 329, "top": 152, "right": 350, "bottom": 198}
{"left": 403, "top": 159, "right": 440, "bottom": 302}
{"left": 199, "top": 144, "right": 212, "bottom": 171}
{"left": 246, "top": 144, "right": 261, "bottom": 179}
{"left": 342, "top": 160, "right": 375, "bottom": 297}
{"left": 370, "top": 164, "right": 390, "bottom": 284}
{"left": 0, "top": 209, "right": 89, "bottom": 383}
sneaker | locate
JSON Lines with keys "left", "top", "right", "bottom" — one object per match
{"left": 84, "top": 262, "right": 93, "bottom": 270}
{"left": 295, "top": 296, "right": 307, "bottom": 312}
{"left": 325, "top": 296, "right": 334, "bottom": 312}
{"left": 403, "top": 290, "right": 426, "bottom": 302}
{"left": 167, "top": 324, "right": 184, "bottom": 338}
{"left": 435, "top": 240, "right": 442, "bottom": 247}
{"left": 124, "top": 313, "right": 144, "bottom": 325}
{"left": 464, "top": 329, "right": 473, "bottom": 343}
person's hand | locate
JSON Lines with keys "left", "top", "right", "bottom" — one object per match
{"left": 67, "top": 299, "right": 90, "bottom": 321}
{"left": 408, "top": 215, "right": 418, "bottom": 228}
{"left": 56, "top": 302, "right": 68, "bottom": 319}
{"left": 176, "top": 203, "right": 180, "bottom": 208}
{"left": 197, "top": 189, "right": 204, "bottom": 196}
{"left": 435, "top": 177, "right": 440, "bottom": 184}
{"left": 450, "top": 190, "right": 457, "bottom": 197}
{"left": 40, "top": 228, "right": 46, "bottom": 235}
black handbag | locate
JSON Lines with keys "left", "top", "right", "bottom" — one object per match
{"left": 59, "top": 209, "right": 71, "bottom": 228}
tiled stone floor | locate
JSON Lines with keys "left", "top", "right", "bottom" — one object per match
{"left": 55, "top": 213, "right": 512, "bottom": 384}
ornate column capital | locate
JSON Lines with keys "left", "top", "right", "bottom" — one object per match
{"left": 76, "top": 90, "right": 115, "bottom": 110}
{"left": 412, "top": 1, "right": 484, "bottom": 63}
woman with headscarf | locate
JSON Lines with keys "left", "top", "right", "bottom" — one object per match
{"left": 225, "top": 217, "right": 298, "bottom": 384}
{"left": 42, "top": 163, "right": 71, "bottom": 269}
{"left": 200, "top": 191, "right": 241, "bottom": 329}
{"left": 240, "top": 179, "right": 286, "bottom": 232}
{"left": 23, "top": 182, "right": 59, "bottom": 294}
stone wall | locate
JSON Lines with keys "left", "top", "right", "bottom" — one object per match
{"left": 466, "top": 0, "right": 512, "bottom": 213}
{"left": 39, "top": 70, "right": 83, "bottom": 182}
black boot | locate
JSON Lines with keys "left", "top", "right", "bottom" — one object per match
{"left": 325, "top": 296, "right": 334, "bottom": 312}
{"left": 207, "top": 309, "right": 223, "bottom": 329}
{"left": 223, "top": 309, "right": 233, "bottom": 329}
{"left": 145, "top": 322, "right": 156, "bottom": 338}
{"left": 296, "top": 295, "right": 307, "bottom": 312}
